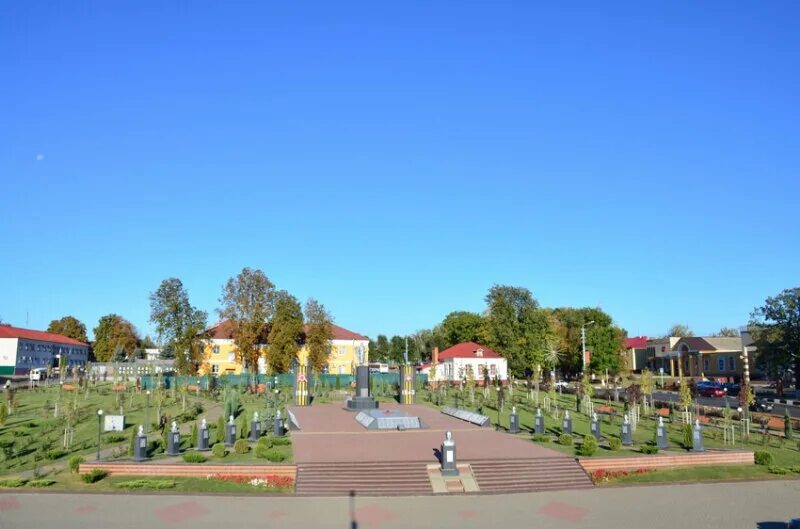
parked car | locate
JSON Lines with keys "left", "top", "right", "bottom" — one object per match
{"left": 723, "top": 383, "right": 740, "bottom": 396}
{"left": 698, "top": 383, "right": 726, "bottom": 398}
{"left": 29, "top": 368, "right": 46, "bottom": 381}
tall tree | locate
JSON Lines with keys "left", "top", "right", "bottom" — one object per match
{"left": 666, "top": 324, "right": 693, "bottom": 337}
{"left": 304, "top": 298, "right": 333, "bottom": 373}
{"left": 549, "top": 307, "right": 625, "bottom": 377}
{"left": 268, "top": 291, "right": 304, "bottom": 373}
{"left": 373, "top": 335, "right": 390, "bottom": 363}
{"left": 92, "top": 315, "right": 139, "bottom": 362}
{"left": 46, "top": 316, "right": 88, "bottom": 343}
{"left": 149, "top": 278, "right": 208, "bottom": 375}
{"left": 438, "top": 311, "right": 485, "bottom": 348}
{"left": 715, "top": 327, "right": 740, "bottom": 337}
{"left": 389, "top": 335, "right": 406, "bottom": 364}
{"left": 217, "top": 267, "right": 276, "bottom": 372}
{"left": 483, "top": 285, "right": 552, "bottom": 376}
{"left": 750, "top": 287, "right": 800, "bottom": 389}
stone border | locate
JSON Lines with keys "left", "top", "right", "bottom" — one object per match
{"left": 79, "top": 462, "right": 297, "bottom": 480}
{"left": 578, "top": 451, "right": 754, "bottom": 473}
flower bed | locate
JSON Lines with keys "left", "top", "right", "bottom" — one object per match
{"left": 591, "top": 468, "right": 653, "bottom": 483}
{"left": 208, "top": 474, "right": 294, "bottom": 489}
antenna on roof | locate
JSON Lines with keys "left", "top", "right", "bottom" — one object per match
{"left": 26, "top": 311, "right": 29, "bottom": 327}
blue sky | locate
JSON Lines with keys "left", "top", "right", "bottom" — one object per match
{"left": 1, "top": 2, "right": 798, "bottom": 341}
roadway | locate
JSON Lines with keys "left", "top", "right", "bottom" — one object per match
{"left": 1, "top": 480, "right": 799, "bottom": 529}
{"left": 652, "top": 390, "right": 800, "bottom": 418}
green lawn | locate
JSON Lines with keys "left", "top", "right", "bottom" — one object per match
{"left": 0, "top": 382, "right": 295, "bottom": 475}
{"left": 417, "top": 387, "right": 800, "bottom": 467}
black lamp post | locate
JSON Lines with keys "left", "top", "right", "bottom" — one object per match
{"left": 496, "top": 386, "right": 501, "bottom": 429}
{"left": 96, "top": 409, "right": 104, "bottom": 460}
{"left": 145, "top": 390, "right": 151, "bottom": 434}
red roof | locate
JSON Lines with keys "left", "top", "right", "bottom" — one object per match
{"left": 326, "top": 324, "right": 368, "bottom": 341}
{"left": 0, "top": 324, "right": 88, "bottom": 346}
{"left": 438, "top": 342, "right": 502, "bottom": 360}
{"left": 625, "top": 336, "right": 648, "bottom": 349}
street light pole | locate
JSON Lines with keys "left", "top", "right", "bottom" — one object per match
{"left": 581, "top": 321, "right": 595, "bottom": 374}
{"left": 96, "top": 409, "right": 104, "bottom": 460}
{"left": 145, "top": 390, "right": 151, "bottom": 434}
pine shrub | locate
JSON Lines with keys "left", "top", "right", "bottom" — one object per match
{"left": 211, "top": 443, "right": 226, "bottom": 458}
{"left": 68, "top": 455, "right": 84, "bottom": 474}
{"left": 682, "top": 424, "right": 693, "bottom": 450}
{"left": 80, "top": 469, "right": 108, "bottom": 484}
{"left": 608, "top": 437, "right": 622, "bottom": 451}
{"left": 578, "top": 434, "right": 598, "bottom": 456}
{"left": 558, "top": 434, "right": 573, "bottom": 446}
{"left": 182, "top": 452, "right": 207, "bottom": 463}
{"left": 754, "top": 451, "right": 774, "bottom": 466}
{"left": 233, "top": 439, "right": 249, "bottom": 454}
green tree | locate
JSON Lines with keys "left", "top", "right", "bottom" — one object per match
{"left": 750, "top": 287, "right": 800, "bottom": 389}
{"left": 217, "top": 267, "right": 276, "bottom": 373}
{"left": 483, "top": 285, "right": 552, "bottom": 376}
{"left": 92, "top": 315, "right": 139, "bottom": 362}
{"left": 715, "top": 327, "right": 740, "bottom": 337}
{"left": 149, "top": 278, "right": 208, "bottom": 375}
{"left": 439, "top": 311, "right": 485, "bottom": 348}
{"left": 548, "top": 307, "right": 624, "bottom": 377}
{"left": 46, "top": 316, "right": 88, "bottom": 343}
{"left": 267, "top": 292, "right": 304, "bottom": 373}
{"left": 667, "top": 324, "right": 693, "bottom": 338}
{"left": 304, "top": 298, "right": 333, "bottom": 373}
{"left": 373, "top": 335, "right": 390, "bottom": 363}
{"left": 388, "top": 336, "right": 406, "bottom": 364}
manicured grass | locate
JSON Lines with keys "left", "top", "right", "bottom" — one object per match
{"left": 417, "top": 388, "right": 800, "bottom": 466}
{"left": 609, "top": 464, "right": 784, "bottom": 484}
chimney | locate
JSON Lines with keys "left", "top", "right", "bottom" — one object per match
{"left": 432, "top": 347, "right": 439, "bottom": 367}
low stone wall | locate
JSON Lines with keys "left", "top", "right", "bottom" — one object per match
{"left": 79, "top": 462, "right": 296, "bottom": 480}
{"left": 578, "top": 450, "right": 754, "bottom": 472}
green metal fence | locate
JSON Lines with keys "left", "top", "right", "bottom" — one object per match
{"left": 140, "top": 372, "right": 427, "bottom": 390}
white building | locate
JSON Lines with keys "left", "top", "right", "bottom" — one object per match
{"left": 0, "top": 324, "right": 89, "bottom": 376}
{"left": 421, "top": 342, "right": 508, "bottom": 384}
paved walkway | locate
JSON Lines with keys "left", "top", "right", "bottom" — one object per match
{"left": 289, "top": 403, "right": 567, "bottom": 463}
{"left": 1, "top": 480, "right": 798, "bottom": 528}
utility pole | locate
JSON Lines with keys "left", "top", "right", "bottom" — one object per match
{"left": 581, "top": 321, "right": 595, "bottom": 374}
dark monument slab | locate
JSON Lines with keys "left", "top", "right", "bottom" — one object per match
{"left": 345, "top": 365, "right": 379, "bottom": 411}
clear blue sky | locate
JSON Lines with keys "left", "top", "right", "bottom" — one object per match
{"left": 2, "top": 2, "right": 798, "bottom": 341}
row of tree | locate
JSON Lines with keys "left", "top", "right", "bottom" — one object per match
{"left": 149, "top": 268, "right": 334, "bottom": 375}
{"left": 45, "top": 267, "right": 336, "bottom": 376}
{"left": 370, "top": 284, "right": 628, "bottom": 378}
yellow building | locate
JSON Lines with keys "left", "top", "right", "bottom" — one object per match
{"left": 200, "top": 321, "right": 369, "bottom": 375}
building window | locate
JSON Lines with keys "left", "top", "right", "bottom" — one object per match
{"left": 227, "top": 353, "right": 235, "bottom": 362}
{"left": 728, "top": 356, "right": 735, "bottom": 371}
{"left": 703, "top": 358, "right": 709, "bottom": 372}
{"left": 717, "top": 358, "right": 725, "bottom": 371}
{"left": 212, "top": 365, "right": 220, "bottom": 374}
{"left": 490, "top": 364, "right": 497, "bottom": 378}
{"left": 338, "top": 346, "right": 346, "bottom": 357}
{"left": 213, "top": 346, "right": 220, "bottom": 355}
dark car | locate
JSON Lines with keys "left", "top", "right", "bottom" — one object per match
{"left": 698, "top": 383, "right": 726, "bottom": 398}
{"left": 750, "top": 398, "right": 774, "bottom": 413}
{"left": 723, "top": 383, "right": 740, "bottom": 396}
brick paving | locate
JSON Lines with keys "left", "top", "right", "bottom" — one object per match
{"left": 290, "top": 403, "right": 568, "bottom": 463}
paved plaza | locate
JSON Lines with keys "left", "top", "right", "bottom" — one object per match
{"left": 1, "top": 480, "right": 798, "bottom": 529}
{"left": 289, "top": 402, "right": 565, "bottom": 463}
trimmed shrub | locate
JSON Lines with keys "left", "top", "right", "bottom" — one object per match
{"left": 767, "top": 466, "right": 789, "bottom": 475}
{"left": 233, "top": 439, "right": 249, "bottom": 454}
{"left": 256, "top": 437, "right": 273, "bottom": 449}
{"left": 558, "top": 434, "right": 573, "bottom": 446}
{"left": 0, "top": 478, "right": 27, "bottom": 488}
{"left": 608, "top": 437, "right": 622, "bottom": 451}
{"left": 270, "top": 437, "right": 291, "bottom": 446}
{"left": 211, "top": 443, "right": 227, "bottom": 458}
{"left": 44, "top": 449, "right": 66, "bottom": 460}
{"left": 105, "top": 433, "right": 126, "bottom": 443}
{"left": 182, "top": 452, "right": 207, "bottom": 463}
{"left": 255, "top": 446, "right": 286, "bottom": 462}
{"left": 68, "top": 455, "right": 85, "bottom": 474}
{"left": 115, "top": 479, "right": 176, "bottom": 490}
{"left": 788, "top": 465, "right": 800, "bottom": 474}
{"left": 532, "top": 434, "right": 550, "bottom": 443}
{"left": 28, "top": 479, "right": 56, "bottom": 488}
{"left": 754, "top": 451, "right": 774, "bottom": 466}
{"left": 578, "top": 434, "right": 598, "bottom": 456}
{"left": 640, "top": 445, "right": 659, "bottom": 455}
{"left": 80, "top": 469, "right": 108, "bottom": 484}
{"left": 682, "top": 424, "right": 693, "bottom": 450}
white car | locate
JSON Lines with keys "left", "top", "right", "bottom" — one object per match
{"left": 554, "top": 381, "right": 570, "bottom": 389}
{"left": 29, "top": 368, "right": 46, "bottom": 381}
